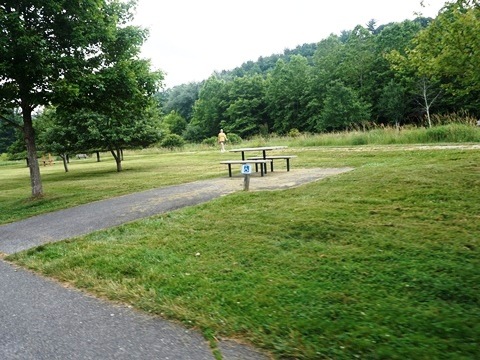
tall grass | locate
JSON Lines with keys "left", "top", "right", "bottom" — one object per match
{"left": 259, "top": 123, "right": 479, "bottom": 148}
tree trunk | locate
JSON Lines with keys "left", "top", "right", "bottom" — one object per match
{"left": 23, "top": 110, "right": 43, "bottom": 197}
{"left": 61, "top": 154, "right": 69, "bottom": 172}
{"left": 110, "top": 148, "right": 122, "bottom": 172}
{"left": 423, "top": 83, "right": 432, "bottom": 128}
{"left": 96, "top": 151, "right": 101, "bottom": 162}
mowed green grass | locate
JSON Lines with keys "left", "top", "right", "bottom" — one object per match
{"left": 4, "top": 145, "right": 480, "bottom": 359}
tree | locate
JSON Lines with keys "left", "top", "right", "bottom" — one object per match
{"left": 162, "top": 111, "right": 187, "bottom": 136}
{"left": 317, "top": 81, "right": 371, "bottom": 131}
{"left": 266, "top": 56, "right": 312, "bottom": 134}
{"left": 0, "top": 0, "right": 131, "bottom": 196}
{"left": 341, "top": 25, "right": 376, "bottom": 95}
{"left": 371, "top": 19, "right": 426, "bottom": 123}
{"left": 378, "top": 80, "right": 408, "bottom": 128}
{"left": 0, "top": 110, "right": 19, "bottom": 153}
{"left": 225, "top": 75, "right": 269, "bottom": 138}
{"left": 309, "top": 35, "right": 345, "bottom": 127}
{"left": 408, "top": 0, "right": 480, "bottom": 115}
{"left": 161, "top": 82, "right": 202, "bottom": 121}
{"left": 53, "top": 20, "right": 163, "bottom": 172}
{"left": 190, "top": 76, "right": 229, "bottom": 138}
{"left": 36, "top": 108, "right": 77, "bottom": 172}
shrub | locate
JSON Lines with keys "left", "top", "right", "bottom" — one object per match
{"left": 226, "top": 133, "right": 242, "bottom": 145}
{"left": 202, "top": 137, "right": 218, "bottom": 147}
{"left": 182, "top": 124, "right": 204, "bottom": 143}
{"left": 287, "top": 128, "right": 301, "bottom": 138}
{"left": 160, "top": 134, "right": 185, "bottom": 149}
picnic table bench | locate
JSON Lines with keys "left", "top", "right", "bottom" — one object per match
{"left": 246, "top": 155, "right": 297, "bottom": 172}
{"left": 220, "top": 159, "right": 272, "bottom": 177}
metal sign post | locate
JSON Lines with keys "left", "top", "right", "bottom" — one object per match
{"left": 241, "top": 164, "right": 252, "bottom": 191}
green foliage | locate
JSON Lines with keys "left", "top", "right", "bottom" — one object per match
{"left": 378, "top": 80, "right": 408, "bottom": 127}
{"left": 190, "top": 76, "right": 229, "bottom": 138}
{"left": 287, "top": 128, "right": 301, "bottom": 137}
{"left": 201, "top": 133, "right": 242, "bottom": 147}
{"left": 201, "top": 136, "right": 218, "bottom": 147}
{"left": 166, "top": 12, "right": 476, "bottom": 143}
{"left": 160, "top": 134, "right": 185, "bottom": 149}
{"left": 317, "top": 81, "right": 371, "bottom": 131}
{"left": 226, "top": 133, "right": 242, "bottom": 144}
{"left": 0, "top": 120, "right": 16, "bottom": 153}
{"left": 224, "top": 75, "right": 269, "bottom": 138}
{"left": 162, "top": 111, "right": 187, "bottom": 135}
{"left": 406, "top": 1, "right": 480, "bottom": 113}
{"left": 51, "top": 24, "right": 163, "bottom": 171}
{"left": 161, "top": 82, "right": 202, "bottom": 121}
{"left": 266, "top": 56, "right": 313, "bottom": 133}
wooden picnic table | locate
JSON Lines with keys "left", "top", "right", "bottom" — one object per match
{"left": 229, "top": 146, "right": 288, "bottom": 161}
{"left": 221, "top": 146, "right": 295, "bottom": 176}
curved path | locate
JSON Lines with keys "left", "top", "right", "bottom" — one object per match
{"left": 0, "top": 168, "right": 353, "bottom": 360}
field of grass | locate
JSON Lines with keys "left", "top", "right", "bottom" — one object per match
{"left": 2, "top": 140, "right": 480, "bottom": 358}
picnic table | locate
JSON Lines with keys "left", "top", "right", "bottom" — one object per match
{"left": 229, "top": 146, "right": 288, "bottom": 160}
{"left": 220, "top": 146, "right": 296, "bottom": 177}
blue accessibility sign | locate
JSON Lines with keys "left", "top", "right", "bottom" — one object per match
{"left": 241, "top": 164, "right": 252, "bottom": 174}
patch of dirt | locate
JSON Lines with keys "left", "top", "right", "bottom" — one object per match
{"left": 220, "top": 167, "right": 354, "bottom": 191}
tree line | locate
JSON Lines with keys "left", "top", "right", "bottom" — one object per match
{"left": 159, "top": 0, "right": 479, "bottom": 141}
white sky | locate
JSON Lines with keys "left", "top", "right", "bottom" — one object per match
{"left": 131, "top": 0, "right": 448, "bottom": 89}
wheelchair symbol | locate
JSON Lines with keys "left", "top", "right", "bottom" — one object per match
{"left": 241, "top": 164, "right": 252, "bottom": 174}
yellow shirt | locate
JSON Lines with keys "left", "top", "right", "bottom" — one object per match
{"left": 218, "top": 132, "right": 227, "bottom": 142}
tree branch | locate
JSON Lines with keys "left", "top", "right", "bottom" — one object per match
{"left": 0, "top": 113, "right": 23, "bottom": 129}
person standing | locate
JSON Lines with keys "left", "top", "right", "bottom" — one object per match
{"left": 218, "top": 129, "right": 227, "bottom": 152}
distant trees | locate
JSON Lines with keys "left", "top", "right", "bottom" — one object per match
{"left": 224, "top": 75, "right": 269, "bottom": 138}
{"left": 266, "top": 56, "right": 312, "bottom": 134}
{"left": 317, "top": 81, "right": 371, "bottom": 131}
{"left": 160, "top": 82, "right": 201, "bottom": 121}
{"left": 161, "top": 1, "right": 478, "bottom": 142}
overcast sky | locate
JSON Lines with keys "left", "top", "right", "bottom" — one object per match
{"left": 131, "top": 0, "right": 448, "bottom": 89}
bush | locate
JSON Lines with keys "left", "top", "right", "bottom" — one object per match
{"left": 202, "top": 137, "right": 218, "bottom": 147}
{"left": 287, "top": 128, "right": 301, "bottom": 138}
{"left": 226, "top": 133, "right": 242, "bottom": 145}
{"left": 160, "top": 134, "right": 185, "bottom": 149}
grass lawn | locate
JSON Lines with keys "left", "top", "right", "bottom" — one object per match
{"left": 4, "top": 144, "right": 480, "bottom": 359}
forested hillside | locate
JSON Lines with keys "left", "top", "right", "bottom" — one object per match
{"left": 159, "top": 0, "right": 479, "bottom": 141}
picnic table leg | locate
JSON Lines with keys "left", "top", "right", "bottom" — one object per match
{"left": 286, "top": 158, "right": 290, "bottom": 171}
{"left": 228, "top": 164, "right": 232, "bottom": 177}
{"left": 260, "top": 163, "right": 265, "bottom": 177}
{"left": 262, "top": 150, "right": 267, "bottom": 174}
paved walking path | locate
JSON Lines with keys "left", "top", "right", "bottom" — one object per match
{"left": 0, "top": 168, "right": 353, "bottom": 359}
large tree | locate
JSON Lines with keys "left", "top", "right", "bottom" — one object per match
{"left": 408, "top": 0, "right": 480, "bottom": 115}
{"left": 54, "top": 27, "right": 163, "bottom": 172}
{"left": 190, "top": 76, "right": 229, "bottom": 138}
{"left": 225, "top": 74, "right": 269, "bottom": 137}
{"left": 317, "top": 81, "right": 371, "bottom": 131}
{"left": 266, "top": 56, "right": 312, "bottom": 134}
{"left": 0, "top": 0, "right": 135, "bottom": 196}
